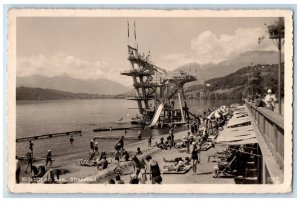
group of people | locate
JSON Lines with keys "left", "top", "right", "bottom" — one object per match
{"left": 108, "top": 154, "right": 162, "bottom": 184}
{"left": 16, "top": 140, "right": 54, "bottom": 184}
{"left": 155, "top": 127, "right": 175, "bottom": 150}
{"left": 251, "top": 89, "right": 278, "bottom": 111}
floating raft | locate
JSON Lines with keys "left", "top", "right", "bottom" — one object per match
{"left": 93, "top": 126, "right": 141, "bottom": 132}
{"left": 16, "top": 130, "right": 82, "bottom": 142}
{"left": 93, "top": 136, "right": 141, "bottom": 140}
{"left": 16, "top": 156, "right": 46, "bottom": 161}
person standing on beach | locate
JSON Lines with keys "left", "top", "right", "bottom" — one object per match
{"left": 25, "top": 149, "right": 33, "bottom": 174}
{"left": 46, "top": 149, "right": 52, "bottom": 167}
{"left": 169, "top": 128, "right": 175, "bottom": 147}
{"left": 111, "top": 150, "right": 121, "bottom": 164}
{"left": 90, "top": 139, "right": 94, "bottom": 150}
{"left": 28, "top": 140, "right": 34, "bottom": 151}
{"left": 186, "top": 132, "right": 191, "bottom": 153}
{"left": 94, "top": 142, "right": 99, "bottom": 155}
{"left": 145, "top": 155, "right": 162, "bottom": 184}
{"left": 191, "top": 143, "right": 201, "bottom": 175}
{"left": 70, "top": 135, "right": 74, "bottom": 145}
{"left": 16, "top": 159, "right": 21, "bottom": 183}
{"left": 148, "top": 134, "right": 152, "bottom": 147}
{"left": 115, "top": 136, "right": 124, "bottom": 151}
{"left": 137, "top": 130, "right": 142, "bottom": 140}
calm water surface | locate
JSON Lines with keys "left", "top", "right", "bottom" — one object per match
{"left": 16, "top": 98, "right": 239, "bottom": 158}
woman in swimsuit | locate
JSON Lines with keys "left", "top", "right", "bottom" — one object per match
{"left": 191, "top": 143, "right": 200, "bottom": 175}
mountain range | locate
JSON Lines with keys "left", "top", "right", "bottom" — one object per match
{"left": 173, "top": 50, "right": 280, "bottom": 86}
{"left": 17, "top": 50, "right": 280, "bottom": 97}
{"left": 17, "top": 74, "right": 130, "bottom": 95}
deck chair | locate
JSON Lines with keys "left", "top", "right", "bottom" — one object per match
{"left": 214, "top": 156, "right": 237, "bottom": 178}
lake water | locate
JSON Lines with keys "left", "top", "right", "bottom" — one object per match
{"left": 16, "top": 99, "right": 239, "bottom": 158}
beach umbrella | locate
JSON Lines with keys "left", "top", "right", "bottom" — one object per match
{"left": 207, "top": 110, "right": 221, "bottom": 120}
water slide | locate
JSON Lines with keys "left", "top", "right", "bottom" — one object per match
{"left": 148, "top": 103, "right": 164, "bottom": 127}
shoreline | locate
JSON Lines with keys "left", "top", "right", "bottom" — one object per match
{"left": 17, "top": 126, "right": 234, "bottom": 184}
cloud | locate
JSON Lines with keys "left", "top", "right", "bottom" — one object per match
{"left": 17, "top": 54, "right": 132, "bottom": 85}
{"left": 161, "top": 27, "right": 277, "bottom": 69}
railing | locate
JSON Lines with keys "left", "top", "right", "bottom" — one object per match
{"left": 245, "top": 101, "right": 284, "bottom": 170}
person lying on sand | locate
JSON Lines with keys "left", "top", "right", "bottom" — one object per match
{"left": 162, "top": 158, "right": 187, "bottom": 172}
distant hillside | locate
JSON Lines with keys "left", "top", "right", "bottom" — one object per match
{"left": 17, "top": 74, "right": 129, "bottom": 95}
{"left": 16, "top": 87, "right": 126, "bottom": 100}
{"left": 173, "top": 50, "right": 281, "bottom": 86}
{"left": 185, "top": 63, "right": 284, "bottom": 100}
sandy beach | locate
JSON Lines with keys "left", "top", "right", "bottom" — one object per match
{"left": 17, "top": 126, "right": 234, "bottom": 184}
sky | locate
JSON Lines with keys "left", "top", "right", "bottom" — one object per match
{"left": 16, "top": 17, "right": 278, "bottom": 86}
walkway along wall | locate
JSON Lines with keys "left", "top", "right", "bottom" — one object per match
{"left": 245, "top": 101, "right": 284, "bottom": 184}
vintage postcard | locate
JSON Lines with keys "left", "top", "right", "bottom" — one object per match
{"left": 6, "top": 9, "right": 293, "bottom": 193}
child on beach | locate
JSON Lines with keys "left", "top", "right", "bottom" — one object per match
{"left": 136, "top": 147, "right": 143, "bottom": 155}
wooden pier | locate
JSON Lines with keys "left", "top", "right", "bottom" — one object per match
{"left": 93, "top": 136, "right": 141, "bottom": 140}
{"left": 93, "top": 126, "right": 142, "bottom": 132}
{"left": 16, "top": 130, "right": 82, "bottom": 142}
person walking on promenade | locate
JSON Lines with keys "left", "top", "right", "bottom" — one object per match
{"left": 264, "top": 89, "right": 277, "bottom": 111}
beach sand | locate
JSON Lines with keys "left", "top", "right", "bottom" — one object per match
{"left": 17, "top": 128, "right": 234, "bottom": 184}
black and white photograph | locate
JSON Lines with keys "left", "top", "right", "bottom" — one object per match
{"left": 6, "top": 9, "right": 293, "bottom": 193}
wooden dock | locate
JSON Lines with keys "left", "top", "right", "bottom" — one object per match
{"left": 16, "top": 130, "right": 82, "bottom": 142}
{"left": 93, "top": 126, "right": 142, "bottom": 132}
{"left": 93, "top": 136, "right": 141, "bottom": 140}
